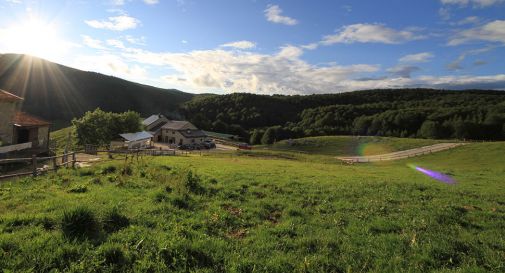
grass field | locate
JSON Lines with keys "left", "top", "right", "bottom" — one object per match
{"left": 0, "top": 142, "right": 504, "bottom": 272}
{"left": 258, "top": 136, "right": 450, "bottom": 156}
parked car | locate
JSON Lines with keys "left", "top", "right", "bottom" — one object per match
{"left": 203, "top": 140, "right": 216, "bottom": 149}
{"left": 237, "top": 143, "right": 252, "bottom": 150}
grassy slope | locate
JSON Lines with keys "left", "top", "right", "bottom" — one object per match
{"left": 258, "top": 135, "right": 449, "bottom": 156}
{"left": 0, "top": 143, "right": 504, "bottom": 272}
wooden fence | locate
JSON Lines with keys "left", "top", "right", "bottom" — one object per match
{"left": 0, "top": 152, "right": 76, "bottom": 180}
{"left": 337, "top": 143, "right": 467, "bottom": 163}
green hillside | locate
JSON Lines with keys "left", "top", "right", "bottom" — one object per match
{"left": 0, "top": 54, "right": 194, "bottom": 129}
{"left": 0, "top": 142, "right": 504, "bottom": 272}
{"left": 257, "top": 136, "right": 449, "bottom": 156}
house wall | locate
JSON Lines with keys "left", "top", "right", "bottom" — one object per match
{"left": 160, "top": 129, "right": 206, "bottom": 145}
{"left": 0, "top": 101, "right": 16, "bottom": 145}
{"left": 37, "top": 126, "right": 49, "bottom": 148}
{"left": 127, "top": 138, "right": 151, "bottom": 149}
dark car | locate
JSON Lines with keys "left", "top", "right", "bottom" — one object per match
{"left": 203, "top": 140, "right": 216, "bottom": 149}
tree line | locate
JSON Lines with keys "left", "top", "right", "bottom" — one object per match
{"left": 181, "top": 89, "right": 505, "bottom": 144}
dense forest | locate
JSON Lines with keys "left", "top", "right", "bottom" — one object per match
{"left": 181, "top": 89, "right": 505, "bottom": 143}
{"left": 0, "top": 54, "right": 194, "bottom": 128}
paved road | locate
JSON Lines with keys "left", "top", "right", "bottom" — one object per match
{"left": 337, "top": 142, "right": 467, "bottom": 163}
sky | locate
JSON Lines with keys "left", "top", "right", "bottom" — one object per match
{"left": 0, "top": 0, "right": 504, "bottom": 95}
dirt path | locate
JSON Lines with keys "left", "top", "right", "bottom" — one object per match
{"left": 337, "top": 142, "right": 467, "bottom": 163}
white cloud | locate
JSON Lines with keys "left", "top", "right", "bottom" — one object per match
{"left": 106, "top": 39, "right": 126, "bottom": 49}
{"left": 264, "top": 5, "right": 298, "bottom": 26}
{"left": 119, "top": 46, "right": 379, "bottom": 94}
{"left": 110, "top": 0, "right": 126, "bottom": 6}
{"left": 220, "top": 40, "right": 256, "bottom": 49}
{"left": 5, "top": 0, "right": 22, "bottom": 4}
{"left": 387, "top": 65, "right": 421, "bottom": 78}
{"left": 85, "top": 15, "right": 140, "bottom": 31}
{"left": 321, "top": 24, "right": 424, "bottom": 45}
{"left": 124, "top": 35, "right": 146, "bottom": 45}
{"left": 453, "top": 16, "right": 480, "bottom": 25}
{"left": 143, "top": 0, "right": 159, "bottom": 4}
{"left": 441, "top": 0, "right": 504, "bottom": 7}
{"left": 74, "top": 54, "right": 147, "bottom": 80}
{"left": 399, "top": 52, "right": 434, "bottom": 63}
{"left": 447, "top": 45, "right": 496, "bottom": 70}
{"left": 301, "top": 43, "right": 318, "bottom": 50}
{"left": 82, "top": 35, "right": 107, "bottom": 49}
{"left": 448, "top": 20, "right": 505, "bottom": 45}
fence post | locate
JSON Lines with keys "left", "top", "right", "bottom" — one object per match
{"left": 72, "top": 152, "right": 76, "bottom": 168}
{"left": 32, "top": 154, "right": 37, "bottom": 176}
{"left": 53, "top": 156, "right": 58, "bottom": 170}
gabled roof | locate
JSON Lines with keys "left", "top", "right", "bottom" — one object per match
{"left": 142, "top": 114, "right": 165, "bottom": 126}
{"left": 119, "top": 131, "right": 153, "bottom": 142}
{"left": 12, "top": 112, "right": 51, "bottom": 127}
{"left": 0, "top": 89, "right": 23, "bottom": 102}
{"left": 179, "top": 129, "right": 207, "bottom": 138}
{"left": 161, "top": 120, "right": 197, "bottom": 130}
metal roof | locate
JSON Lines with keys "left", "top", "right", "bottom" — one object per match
{"left": 119, "top": 131, "right": 153, "bottom": 142}
{"left": 142, "top": 114, "right": 164, "bottom": 126}
{"left": 161, "top": 120, "right": 197, "bottom": 130}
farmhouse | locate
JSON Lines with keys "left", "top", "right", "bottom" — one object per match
{"left": 143, "top": 115, "right": 208, "bottom": 146}
{"left": 0, "top": 89, "right": 50, "bottom": 153}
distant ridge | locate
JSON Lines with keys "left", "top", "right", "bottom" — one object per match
{"left": 0, "top": 54, "right": 194, "bottom": 128}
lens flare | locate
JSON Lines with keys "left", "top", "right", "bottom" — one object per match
{"left": 357, "top": 142, "right": 392, "bottom": 156}
{"left": 407, "top": 164, "right": 456, "bottom": 185}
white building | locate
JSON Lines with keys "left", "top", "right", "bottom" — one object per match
{"left": 118, "top": 131, "right": 153, "bottom": 149}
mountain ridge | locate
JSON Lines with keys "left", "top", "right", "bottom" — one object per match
{"left": 0, "top": 54, "right": 194, "bottom": 128}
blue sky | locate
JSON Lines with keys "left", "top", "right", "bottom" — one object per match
{"left": 0, "top": 0, "right": 504, "bottom": 94}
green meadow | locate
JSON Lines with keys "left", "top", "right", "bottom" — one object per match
{"left": 0, "top": 142, "right": 504, "bottom": 272}
{"left": 258, "top": 136, "right": 450, "bottom": 156}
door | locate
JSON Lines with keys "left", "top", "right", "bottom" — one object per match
{"left": 17, "top": 128, "right": 29, "bottom": 143}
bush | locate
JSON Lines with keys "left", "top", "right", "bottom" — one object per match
{"left": 61, "top": 207, "right": 100, "bottom": 241}
{"left": 184, "top": 171, "right": 205, "bottom": 194}
{"left": 100, "top": 165, "right": 117, "bottom": 175}
{"left": 171, "top": 194, "right": 192, "bottom": 209}
{"left": 68, "top": 184, "right": 88, "bottom": 193}
{"left": 121, "top": 165, "right": 133, "bottom": 176}
{"left": 102, "top": 207, "right": 129, "bottom": 233}
{"left": 98, "top": 244, "right": 128, "bottom": 267}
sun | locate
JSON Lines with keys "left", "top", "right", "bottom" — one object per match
{"left": 0, "top": 18, "right": 70, "bottom": 61}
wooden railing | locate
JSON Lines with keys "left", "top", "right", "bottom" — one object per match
{"left": 0, "top": 142, "right": 32, "bottom": 154}
{"left": 337, "top": 143, "right": 467, "bottom": 163}
{"left": 0, "top": 152, "right": 76, "bottom": 180}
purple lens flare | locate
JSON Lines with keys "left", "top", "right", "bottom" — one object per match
{"left": 407, "top": 164, "right": 456, "bottom": 185}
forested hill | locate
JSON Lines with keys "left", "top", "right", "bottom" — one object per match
{"left": 181, "top": 89, "right": 505, "bottom": 142}
{"left": 0, "top": 54, "right": 194, "bottom": 128}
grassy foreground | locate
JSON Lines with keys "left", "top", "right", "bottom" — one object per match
{"left": 0, "top": 143, "right": 504, "bottom": 272}
{"left": 258, "top": 136, "right": 449, "bottom": 156}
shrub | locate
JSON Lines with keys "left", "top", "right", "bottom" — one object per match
{"left": 100, "top": 165, "right": 117, "bottom": 175}
{"left": 78, "top": 169, "right": 94, "bottom": 176}
{"left": 90, "top": 177, "right": 102, "bottom": 185}
{"left": 68, "top": 184, "right": 88, "bottom": 193}
{"left": 184, "top": 171, "right": 205, "bottom": 194}
{"left": 121, "top": 165, "right": 133, "bottom": 176}
{"left": 61, "top": 207, "right": 100, "bottom": 241}
{"left": 171, "top": 194, "right": 192, "bottom": 209}
{"left": 98, "top": 243, "right": 128, "bottom": 267}
{"left": 102, "top": 207, "right": 130, "bottom": 233}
